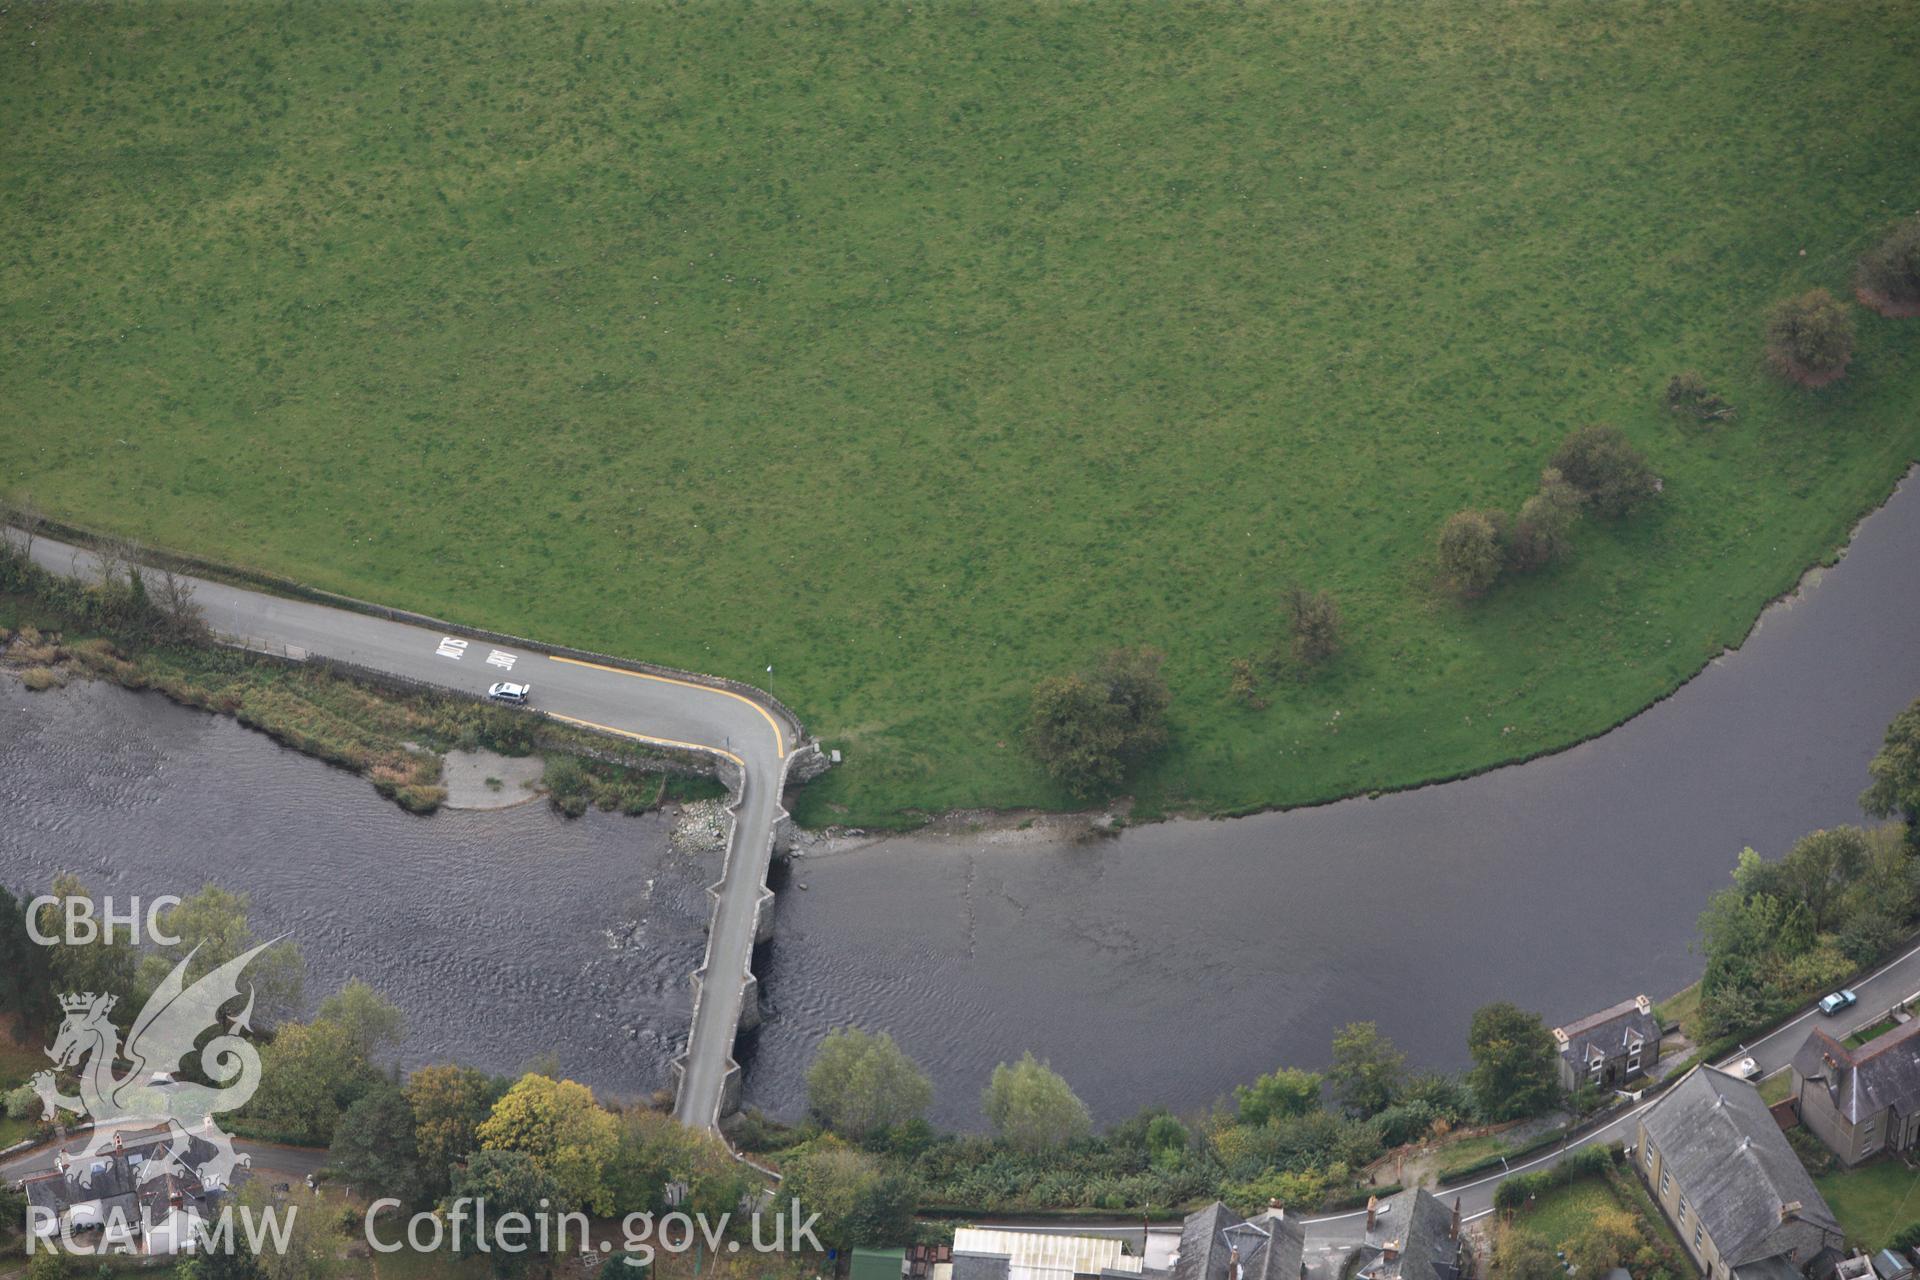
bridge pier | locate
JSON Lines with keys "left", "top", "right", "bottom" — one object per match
{"left": 738, "top": 972, "right": 762, "bottom": 1031}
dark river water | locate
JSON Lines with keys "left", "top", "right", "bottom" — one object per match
{"left": 3, "top": 471, "right": 1919, "bottom": 1129}
{"left": 0, "top": 680, "right": 721, "bottom": 1097}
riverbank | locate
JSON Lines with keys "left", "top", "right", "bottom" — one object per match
{"left": 0, "top": 585, "right": 727, "bottom": 818}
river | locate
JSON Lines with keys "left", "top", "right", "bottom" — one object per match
{"left": 2, "top": 472, "right": 1918, "bottom": 1128}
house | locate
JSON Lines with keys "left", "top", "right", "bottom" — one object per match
{"left": 1791, "top": 1019, "right": 1920, "bottom": 1166}
{"left": 1636, "top": 1066, "right": 1844, "bottom": 1280}
{"left": 18, "top": 1125, "right": 227, "bottom": 1256}
{"left": 1350, "top": 1190, "right": 1467, "bottom": 1280}
{"left": 1553, "top": 995, "right": 1661, "bottom": 1092}
{"left": 951, "top": 1226, "right": 1150, "bottom": 1280}
{"left": 1171, "top": 1201, "right": 1305, "bottom": 1280}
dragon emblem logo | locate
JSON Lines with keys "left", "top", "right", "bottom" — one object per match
{"left": 31, "top": 941, "right": 274, "bottom": 1190}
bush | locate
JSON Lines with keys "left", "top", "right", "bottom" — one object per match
{"left": 1550, "top": 425, "right": 1659, "bottom": 519}
{"left": 1286, "top": 586, "right": 1343, "bottom": 667}
{"left": 1493, "top": 1170, "right": 1549, "bottom": 1211}
{"left": 20, "top": 666, "right": 65, "bottom": 692}
{"left": 1664, "top": 371, "right": 1735, "bottom": 424}
{"left": 1786, "top": 1124, "right": 1835, "bottom": 1176}
{"left": 5, "top": 1082, "right": 41, "bottom": 1119}
{"left": 1373, "top": 1100, "right": 1439, "bottom": 1148}
{"left": 1857, "top": 216, "right": 1920, "bottom": 316}
{"left": 1436, "top": 509, "right": 1507, "bottom": 596}
{"left": 1561, "top": 1141, "right": 1617, "bottom": 1177}
{"left": 1765, "top": 288, "right": 1855, "bottom": 386}
{"left": 1889, "top": 1220, "right": 1920, "bottom": 1251}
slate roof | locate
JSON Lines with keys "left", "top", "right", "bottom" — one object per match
{"left": 1737, "top": 1258, "right": 1811, "bottom": 1280}
{"left": 1793, "top": 1020, "right": 1920, "bottom": 1125}
{"left": 1354, "top": 1191, "right": 1463, "bottom": 1280}
{"left": 1556, "top": 996, "right": 1659, "bottom": 1066}
{"left": 1172, "top": 1202, "right": 1306, "bottom": 1280}
{"left": 1642, "top": 1067, "right": 1842, "bottom": 1267}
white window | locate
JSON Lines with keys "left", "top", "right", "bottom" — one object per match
{"left": 1627, "top": 1053, "right": 1642, "bottom": 1072}
{"left": 1660, "top": 1170, "right": 1671, "bottom": 1197}
{"left": 1694, "top": 1224, "right": 1704, "bottom": 1249}
{"left": 1677, "top": 1200, "right": 1688, "bottom": 1227}
{"left": 1643, "top": 1141, "right": 1656, "bottom": 1168}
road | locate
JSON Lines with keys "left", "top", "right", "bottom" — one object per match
{"left": 974, "top": 932, "right": 1920, "bottom": 1252}
{"left": 20, "top": 533, "right": 803, "bottom": 1133}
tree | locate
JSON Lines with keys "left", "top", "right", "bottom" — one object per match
{"left": 38, "top": 873, "right": 138, "bottom": 1005}
{"left": 1466, "top": 1003, "right": 1561, "bottom": 1121}
{"left": 1328, "top": 1022, "right": 1405, "bottom": 1118}
{"left": 780, "top": 1143, "right": 918, "bottom": 1249}
{"left": 477, "top": 1074, "right": 619, "bottom": 1215}
{"left": 329, "top": 1081, "right": 429, "bottom": 1206}
{"left": 1509, "top": 468, "right": 1586, "bottom": 572}
{"left": 447, "top": 1151, "right": 561, "bottom": 1278}
{"left": 1765, "top": 288, "right": 1855, "bottom": 386}
{"left": 0, "top": 884, "right": 54, "bottom": 1034}
{"left": 406, "top": 1064, "right": 501, "bottom": 1195}
{"left": 603, "top": 1107, "right": 751, "bottom": 1221}
{"left": 154, "top": 568, "right": 208, "bottom": 642}
{"left": 26, "top": 1251, "right": 66, "bottom": 1280}
{"left": 1436, "top": 509, "right": 1506, "bottom": 596}
{"left": 1145, "top": 1113, "right": 1189, "bottom": 1157}
{"left": 981, "top": 1052, "right": 1091, "bottom": 1152}
{"left": 248, "top": 1019, "right": 378, "bottom": 1145}
{"left": 1285, "top": 586, "right": 1343, "bottom": 667}
{"left": 1025, "top": 647, "right": 1170, "bottom": 798}
{"left": 317, "top": 979, "right": 405, "bottom": 1062}
{"left": 1744, "top": 827, "right": 1873, "bottom": 933}
{"left": 236, "top": 1182, "right": 338, "bottom": 1280}
{"left": 1235, "top": 1067, "right": 1323, "bottom": 1127}
{"left": 806, "top": 1027, "right": 933, "bottom": 1141}
{"left": 1856, "top": 216, "right": 1920, "bottom": 316}
{"left": 1864, "top": 697, "right": 1920, "bottom": 840}
{"left": 0, "top": 494, "right": 45, "bottom": 561}
{"left": 1549, "top": 425, "right": 1659, "bottom": 519}
{"left": 144, "top": 884, "right": 305, "bottom": 1028}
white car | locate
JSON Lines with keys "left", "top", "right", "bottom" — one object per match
{"left": 487, "top": 682, "right": 531, "bottom": 705}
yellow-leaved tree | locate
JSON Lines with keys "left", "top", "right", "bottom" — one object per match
{"left": 477, "top": 1073, "right": 620, "bottom": 1215}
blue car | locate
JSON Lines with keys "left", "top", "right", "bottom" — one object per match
{"left": 1819, "top": 989, "right": 1858, "bottom": 1016}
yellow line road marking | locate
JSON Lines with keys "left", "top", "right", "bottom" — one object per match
{"left": 545, "top": 711, "right": 744, "bottom": 768}
{"left": 545, "top": 655, "right": 785, "bottom": 759}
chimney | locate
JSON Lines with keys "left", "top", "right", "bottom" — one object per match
{"left": 1268, "top": 1198, "right": 1286, "bottom": 1219}
{"left": 1450, "top": 1197, "right": 1462, "bottom": 1242}
{"left": 1382, "top": 1241, "right": 1401, "bottom": 1265}
{"left": 1552, "top": 1026, "right": 1570, "bottom": 1046}
{"left": 1365, "top": 1196, "right": 1378, "bottom": 1232}
{"left": 1636, "top": 994, "right": 1652, "bottom": 1016}
{"left": 113, "top": 1132, "right": 124, "bottom": 1153}
{"left": 1780, "top": 1201, "right": 1803, "bottom": 1225}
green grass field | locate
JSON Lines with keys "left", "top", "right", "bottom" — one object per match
{"left": 3, "top": 2, "right": 1918, "bottom": 824}
{"left": 1818, "top": 1159, "right": 1920, "bottom": 1250}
